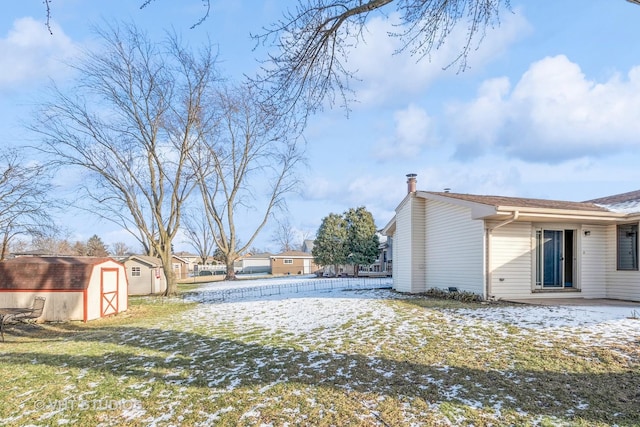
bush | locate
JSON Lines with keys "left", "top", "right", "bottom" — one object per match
{"left": 422, "top": 287, "right": 483, "bottom": 302}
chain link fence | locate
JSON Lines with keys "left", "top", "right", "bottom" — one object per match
{"left": 186, "top": 277, "right": 393, "bottom": 303}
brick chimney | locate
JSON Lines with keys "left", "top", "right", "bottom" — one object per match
{"left": 406, "top": 173, "right": 417, "bottom": 193}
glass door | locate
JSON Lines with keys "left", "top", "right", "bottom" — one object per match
{"left": 536, "top": 229, "right": 575, "bottom": 289}
{"left": 543, "top": 230, "right": 563, "bottom": 287}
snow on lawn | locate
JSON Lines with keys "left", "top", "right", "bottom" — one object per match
{"left": 446, "top": 303, "right": 640, "bottom": 346}
{"left": 172, "top": 279, "right": 640, "bottom": 424}
{"left": 182, "top": 283, "right": 399, "bottom": 351}
{"left": 184, "top": 277, "right": 640, "bottom": 347}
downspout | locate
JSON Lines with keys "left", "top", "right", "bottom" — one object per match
{"left": 485, "top": 211, "right": 519, "bottom": 300}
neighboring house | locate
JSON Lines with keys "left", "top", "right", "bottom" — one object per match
{"left": 124, "top": 255, "right": 167, "bottom": 295}
{"left": 235, "top": 253, "right": 272, "bottom": 274}
{"left": 0, "top": 257, "right": 128, "bottom": 322}
{"left": 271, "top": 251, "right": 318, "bottom": 275}
{"left": 173, "top": 251, "right": 203, "bottom": 274}
{"left": 358, "top": 234, "right": 393, "bottom": 277}
{"left": 383, "top": 173, "right": 640, "bottom": 302}
{"left": 172, "top": 255, "right": 189, "bottom": 280}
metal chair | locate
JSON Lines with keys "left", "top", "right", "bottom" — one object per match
{"left": 10, "top": 297, "right": 46, "bottom": 324}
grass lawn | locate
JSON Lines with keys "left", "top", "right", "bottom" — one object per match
{"left": 0, "top": 285, "right": 638, "bottom": 426}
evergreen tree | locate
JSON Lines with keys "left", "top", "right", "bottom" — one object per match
{"left": 86, "top": 234, "right": 109, "bottom": 257}
{"left": 312, "top": 213, "right": 348, "bottom": 275}
{"left": 344, "top": 207, "right": 379, "bottom": 276}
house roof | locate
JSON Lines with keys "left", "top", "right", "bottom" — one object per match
{"left": 0, "top": 257, "right": 117, "bottom": 290}
{"left": 584, "top": 189, "right": 640, "bottom": 214}
{"left": 382, "top": 188, "right": 639, "bottom": 236}
{"left": 426, "top": 192, "right": 610, "bottom": 213}
{"left": 271, "top": 250, "right": 314, "bottom": 258}
{"left": 243, "top": 252, "right": 273, "bottom": 259}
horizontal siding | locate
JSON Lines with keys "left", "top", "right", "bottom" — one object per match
{"left": 392, "top": 197, "right": 413, "bottom": 293}
{"left": 410, "top": 198, "right": 427, "bottom": 292}
{"left": 425, "top": 200, "right": 484, "bottom": 295}
{"left": 489, "top": 221, "right": 533, "bottom": 300}
{"left": 580, "top": 225, "right": 607, "bottom": 298}
{"left": 605, "top": 224, "right": 640, "bottom": 301}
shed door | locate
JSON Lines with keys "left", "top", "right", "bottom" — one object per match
{"left": 101, "top": 268, "right": 119, "bottom": 317}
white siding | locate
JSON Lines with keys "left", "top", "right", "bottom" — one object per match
{"left": 579, "top": 225, "right": 607, "bottom": 298}
{"left": 0, "top": 291, "right": 84, "bottom": 322}
{"left": 605, "top": 224, "right": 640, "bottom": 301}
{"left": 491, "top": 223, "right": 609, "bottom": 300}
{"left": 489, "top": 222, "right": 533, "bottom": 300}
{"left": 425, "top": 200, "right": 484, "bottom": 295}
{"left": 392, "top": 196, "right": 426, "bottom": 293}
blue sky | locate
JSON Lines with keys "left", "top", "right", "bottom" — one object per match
{"left": 2, "top": 1, "right": 640, "bottom": 252}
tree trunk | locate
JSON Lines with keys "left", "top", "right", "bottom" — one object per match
{"left": 225, "top": 257, "right": 236, "bottom": 281}
{"left": 159, "top": 247, "right": 177, "bottom": 296}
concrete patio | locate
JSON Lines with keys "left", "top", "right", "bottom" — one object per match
{"left": 506, "top": 298, "right": 640, "bottom": 308}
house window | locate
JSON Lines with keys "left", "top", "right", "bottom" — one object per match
{"left": 617, "top": 224, "right": 638, "bottom": 271}
{"left": 283, "top": 259, "right": 293, "bottom": 264}
{"left": 131, "top": 266, "right": 141, "bottom": 277}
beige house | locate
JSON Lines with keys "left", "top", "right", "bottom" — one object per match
{"left": 0, "top": 257, "right": 128, "bottom": 322}
{"left": 383, "top": 174, "right": 640, "bottom": 302}
{"left": 271, "top": 251, "right": 318, "bottom": 276}
{"left": 172, "top": 255, "right": 189, "bottom": 280}
{"left": 124, "top": 256, "right": 167, "bottom": 295}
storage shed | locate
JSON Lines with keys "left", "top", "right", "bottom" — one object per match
{"left": 124, "top": 255, "right": 167, "bottom": 295}
{"left": 0, "top": 257, "right": 128, "bottom": 322}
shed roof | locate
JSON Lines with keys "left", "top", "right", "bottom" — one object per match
{"left": 125, "top": 255, "right": 163, "bottom": 267}
{"left": 0, "top": 257, "right": 116, "bottom": 291}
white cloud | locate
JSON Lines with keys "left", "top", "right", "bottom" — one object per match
{"left": 374, "top": 104, "right": 437, "bottom": 159}
{"left": 346, "top": 8, "right": 531, "bottom": 106}
{"left": 0, "top": 17, "right": 78, "bottom": 89}
{"left": 447, "top": 55, "right": 640, "bottom": 162}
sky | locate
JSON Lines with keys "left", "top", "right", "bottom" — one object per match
{"left": 2, "top": 0, "right": 640, "bottom": 253}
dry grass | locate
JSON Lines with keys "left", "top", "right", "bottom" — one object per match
{"left": 0, "top": 291, "right": 638, "bottom": 426}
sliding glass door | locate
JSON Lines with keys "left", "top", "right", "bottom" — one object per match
{"left": 536, "top": 229, "right": 575, "bottom": 289}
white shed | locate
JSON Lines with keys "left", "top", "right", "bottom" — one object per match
{"left": 0, "top": 257, "right": 128, "bottom": 322}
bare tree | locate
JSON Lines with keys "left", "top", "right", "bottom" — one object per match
{"left": 33, "top": 23, "right": 220, "bottom": 295}
{"left": 182, "top": 210, "right": 216, "bottom": 265}
{"left": 0, "top": 149, "right": 54, "bottom": 261}
{"left": 271, "top": 217, "right": 297, "bottom": 253}
{"left": 253, "top": 0, "right": 508, "bottom": 113}
{"left": 190, "top": 83, "right": 304, "bottom": 280}
{"left": 111, "top": 241, "right": 133, "bottom": 256}
{"left": 31, "top": 229, "right": 74, "bottom": 255}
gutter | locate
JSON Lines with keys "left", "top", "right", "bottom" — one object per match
{"left": 485, "top": 210, "right": 519, "bottom": 300}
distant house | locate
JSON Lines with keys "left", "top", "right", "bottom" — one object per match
{"left": 383, "top": 174, "right": 640, "bottom": 301}
{"left": 173, "top": 251, "right": 203, "bottom": 274}
{"left": 235, "top": 253, "right": 272, "bottom": 274}
{"left": 271, "top": 251, "right": 318, "bottom": 275}
{"left": 171, "top": 255, "right": 189, "bottom": 280}
{"left": 358, "top": 234, "right": 393, "bottom": 277}
{"left": 124, "top": 256, "right": 167, "bottom": 295}
{"left": 0, "top": 257, "right": 128, "bottom": 322}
